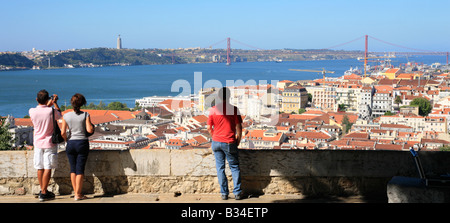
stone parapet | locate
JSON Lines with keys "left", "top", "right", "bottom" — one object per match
{"left": 1, "top": 149, "right": 449, "bottom": 200}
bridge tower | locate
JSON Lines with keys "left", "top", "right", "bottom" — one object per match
{"left": 226, "top": 37, "right": 231, "bottom": 65}
{"left": 364, "top": 35, "right": 368, "bottom": 77}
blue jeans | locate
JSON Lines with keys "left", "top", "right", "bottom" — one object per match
{"left": 211, "top": 141, "right": 242, "bottom": 196}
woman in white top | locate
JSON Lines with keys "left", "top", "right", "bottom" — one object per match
{"left": 61, "top": 93, "right": 94, "bottom": 201}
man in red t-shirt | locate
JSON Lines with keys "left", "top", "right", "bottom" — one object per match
{"left": 207, "top": 87, "right": 243, "bottom": 200}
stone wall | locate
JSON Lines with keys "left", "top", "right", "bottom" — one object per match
{"left": 1, "top": 149, "right": 450, "bottom": 200}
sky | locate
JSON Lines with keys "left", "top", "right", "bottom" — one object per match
{"left": 1, "top": 0, "right": 449, "bottom": 52}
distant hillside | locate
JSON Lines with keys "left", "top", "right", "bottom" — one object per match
{"left": 38, "top": 48, "right": 184, "bottom": 68}
{"left": 0, "top": 53, "right": 35, "bottom": 68}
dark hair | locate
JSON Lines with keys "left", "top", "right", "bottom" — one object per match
{"left": 37, "top": 89, "right": 50, "bottom": 105}
{"left": 71, "top": 93, "right": 87, "bottom": 114}
{"left": 218, "top": 87, "right": 230, "bottom": 102}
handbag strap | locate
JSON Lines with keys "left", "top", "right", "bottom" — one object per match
{"left": 84, "top": 112, "right": 89, "bottom": 134}
{"left": 52, "top": 107, "right": 56, "bottom": 124}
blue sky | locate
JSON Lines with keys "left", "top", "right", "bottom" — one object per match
{"left": 2, "top": 0, "right": 449, "bottom": 52}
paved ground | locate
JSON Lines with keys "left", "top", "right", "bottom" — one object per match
{"left": 0, "top": 193, "right": 379, "bottom": 203}
{"left": 0, "top": 193, "right": 394, "bottom": 222}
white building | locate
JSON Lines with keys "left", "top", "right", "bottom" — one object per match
{"left": 135, "top": 95, "right": 193, "bottom": 108}
{"left": 372, "top": 86, "right": 394, "bottom": 117}
{"left": 357, "top": 86, "right": 374, "bottom": 119}
{"left": 4, "top": 116, "right": 33, "bottom": 148}
{"left": 90, "top": 135, "right": 150, "bottom": 150}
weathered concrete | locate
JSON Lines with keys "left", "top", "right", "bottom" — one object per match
{"left": 1, "top": 149, "right": 450, "bottom": 202}
{"left": 387, "top": 176, "right": 450, "bottom": 203}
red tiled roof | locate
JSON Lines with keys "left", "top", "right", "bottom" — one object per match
{"left": 13, "top": 118, "right": 33, "bottom": 127}
{"left": 296, "top": 131, "right": 332, "bottom": 140}
{"left": 244, "top": 129, "right": 284, "bottom": 142}
{"left": 62, "top": 109, "right": 135, "bottom": 125}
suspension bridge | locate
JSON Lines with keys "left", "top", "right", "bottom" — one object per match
{"left": 165, "top": 35, "right": 449, "bottom": 66}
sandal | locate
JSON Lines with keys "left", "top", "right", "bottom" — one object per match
{"left": 74, "top": 195, "right": 88, "bottom": 201}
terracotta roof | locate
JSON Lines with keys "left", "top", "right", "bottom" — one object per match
{"left": 328, "top": 112, "right": 358, "bottom": 125}
{"left": 380, "top": 123, "right": 413, "bottom": 129}
{"left": 343, "top": 73, "right": 362, "bottom": 80}
{"left": 374, "top": 85, "right": 394, "bottom": 92}
{"left": 159, "top": 99, "right": 192, "bottom": 111}
{"left": 385, "top": 68, "right": 400, "bottom": 74}
{"left": 374, "top": 143, "right": 403, "bottom": 151}
{"left": 296, "top": 131, "right": 332, "bottom": 140}
{"left": 13, "top": 118, "right": 33, "bottom": 127}
{"left": 62, "top": 109, "right": 135, "bottom": 125}
{"left": 166, "top": 138, "right": 186, "bottom": 146}
{"left": 244, "top": 129, "right": 284, "bottom": 142}
{"left": 396, "top": 73, "right": 415, "bottom": 79}
{"left": 343, "top": 132, "right": 369, "bottom": 139}
{"left": 191, "top": 115, "right": 208, "bottom": 123}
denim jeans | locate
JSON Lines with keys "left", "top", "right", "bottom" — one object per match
{"left": 211, "top": 141, "right": 242, "bottom": 196}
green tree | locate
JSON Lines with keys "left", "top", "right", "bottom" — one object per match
{"left": 394, "top": 95, "right": 402, "bottom": 110}
{"left": 307, "top": 93, "right": 312, "bottom": 103}
{"left": 87, "top": 102, "right": 96, "bottom": 109}
{"left": 134, "top": 102, "right": 142, "bottom": 111}
{"left": 410, "top": 97, "right": 432, "bottom": 116}
{"left": 97, "top": 101, "right": 106, "bottom": 110}
{"left": 384, "top": 111, "right": 395, "bottom": 116}
{"left": 0, "top": 117, "right": 14, "bottom": 150}
{"left": 298, "top": 108, "right": 306, "bottom": 114}
{"left": 107, "top": 101, "right": 129, "bottom": 110}
{"left": 342, "top": 114, "right": 353, "bottom": 134}
{"left": 338, "top": 104, "right": 347, "bottom": 112}
{"left": 440, "top": 145, "right": 450, "bottom": 151}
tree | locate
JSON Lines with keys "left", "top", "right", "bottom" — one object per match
{"left": 440, "top": 145, "right": 450, "bottom": 151}
{"left": 338, "top": 104, "right": 347, "bottom": 112}
{"left": 384, "top": 111, "right": 395, "bottom": 116}
{"left": 87, "top": 102, "right": 96, "bottom": 109}
{"left": 134, "top": 102, "right": 142, "bottom": 111}
{"left": 394, "top": 95, "right": 402, "bottom": 110}
{"left": 0, "top": 117, "right": 14, "bottom": 150}
{"left": 307, "top": 93, "right": 312, "bottom": 103}
{"left": 97, "top": 101, "right": 106, "bottom": 110}
{"left": 107, "top": 101, "right": 129, "bottom": 111}
{"left": 410, "top": 97, "right": 432, "bottom": 116}
{"left": 298, "top": 108, "right": 306, "bottom": 114}
{"left": 341, "top": 114, "right": 353, "bottom": 134}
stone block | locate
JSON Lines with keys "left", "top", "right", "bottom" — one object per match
{"left": 171, "top": 149, "right": 216, "bottom": 176}
{"left": 0, "top": 151, "right": 28, "bottom": 178}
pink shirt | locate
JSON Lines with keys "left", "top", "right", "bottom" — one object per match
{"left": 29, "top": 105, "right": 62, "bottom": 149}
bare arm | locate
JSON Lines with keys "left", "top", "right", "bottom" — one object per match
{"left": 86, "top": 114, "right": 94, "bottom": 134}
{"left": 61, "top": 118, "right": 68, "bottom": 142}
{"left": 235, "top": 123, "right": 242, "bottom": 147}
{"left": 207, "top": 125, "right": 214, "bottom": 137}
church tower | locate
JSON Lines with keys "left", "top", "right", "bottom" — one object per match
{"left": 117, "top": 35, "right": 122, "bottom": 49}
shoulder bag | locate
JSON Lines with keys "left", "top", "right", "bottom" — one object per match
{"left": 85, "top": 112, "right": 95, "bottom": 137}
{"left": 51, "top": 108, "right": 65, "bottom": 144}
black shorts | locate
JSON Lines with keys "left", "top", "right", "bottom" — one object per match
{"left": 66, "top": 139, "right": 89, "bottom": 175}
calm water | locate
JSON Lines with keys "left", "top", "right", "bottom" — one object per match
{"left": 1, "top": 56, "right": 446, "bottom": 118}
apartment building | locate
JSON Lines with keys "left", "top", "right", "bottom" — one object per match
{"left": 241, "top": 129, "right": 286, "bottom": 149}
{"left": 309, "top": 86, "right": 337, "bottom": 112}
{"left": 424, "top": 116, "right": 447, "bottom": 133}
{"left": 357, "top": 86, "right": 374, "bottom": 119}
{"left": 372, "top": 86, "right": 394, "bottom": 117}
{"left": 429, "top": 108, "right": 450, "bottom": 132}
{"left": 335, "top": 84, "right": 361, "bottom": 112}
{"left": 379, "top": 114, "right": 425, "bottom": 132}
{"left": 281, "top": 84, "right": 309, "bottom": 113}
